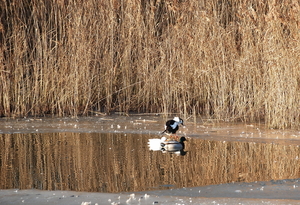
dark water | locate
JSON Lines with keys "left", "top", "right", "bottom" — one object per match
{"left": 0, "top": 132, "right": 300, "bottom": 193}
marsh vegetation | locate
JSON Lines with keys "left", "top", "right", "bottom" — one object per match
{"left": 1, "top": 0, "right": 300, "bottom": 129}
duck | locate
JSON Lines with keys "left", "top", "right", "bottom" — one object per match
{"left": 161, "top": 136, "right": 186, "bottom": 152}
{"left": 161, "top": 117, "right": 184, "bottom": 136}
{"left": 148, "top": 136, "right": 187, "bottom": 155}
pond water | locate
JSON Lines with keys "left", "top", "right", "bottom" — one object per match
{"left": 1, "top": 115, "right": 300, "bottom": 197}
{"left": 1, "top": 127, "right": 300, "bottom": 194}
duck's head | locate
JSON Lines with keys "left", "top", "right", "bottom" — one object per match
{"left": 173, "top": 117, "right": 184, "bottom": 126}
{"left": 179, "top": 136, "right": 186, "bottom": 143}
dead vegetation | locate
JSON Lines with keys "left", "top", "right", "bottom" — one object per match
{"left": 0, "top": 0, "right": 300, "bottom": 129}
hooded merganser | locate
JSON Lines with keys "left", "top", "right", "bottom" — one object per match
{"left": 161, "top": 117, "right": 184, "bottom": 135}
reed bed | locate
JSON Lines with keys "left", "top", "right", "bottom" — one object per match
{"left": 1, "top": 0, "right": 300, "bottom": 129}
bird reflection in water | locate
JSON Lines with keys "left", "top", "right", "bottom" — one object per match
{"left": 148, "top": 136, "right": 187, "bottom": 156}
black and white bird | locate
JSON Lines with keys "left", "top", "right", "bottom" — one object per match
{"left": 161, "top": 117, "right": 184, "bottom": 135}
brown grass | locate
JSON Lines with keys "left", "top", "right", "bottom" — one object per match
{"left": 1, "top": 0, "right": 300, "bottom": 129}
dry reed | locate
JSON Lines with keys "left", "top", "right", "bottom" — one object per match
{"left": 0, "top": 0, "right": 300, "bottom": 129}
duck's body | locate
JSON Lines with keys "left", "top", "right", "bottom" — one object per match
{"left": 162, "top": 117, "right": 184, "bottom": 135}
{"left": 148, "top": 136, "right": 186, "bottom": 155}
{"left": 161, "top": 136, "right": 186, "bottom": 152}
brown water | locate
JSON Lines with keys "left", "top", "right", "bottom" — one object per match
{"left": 1, "top": 132, "right": 300, "bottom": 193}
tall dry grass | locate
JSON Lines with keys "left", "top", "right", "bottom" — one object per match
{"left": 0, "top": 0, "right": 300, "bottom": 128}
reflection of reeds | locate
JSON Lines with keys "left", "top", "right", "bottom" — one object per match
{"left": 0, "top": 133, "right": 300, "bottom": 192}
{"left": 1, "top": 1, "right": 300, "bottom": 128}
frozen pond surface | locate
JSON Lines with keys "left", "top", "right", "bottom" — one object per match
{"left": 1, "top": 114, "right": 300, "bottom": 143}
{"left": 1, "top": 114, "right": 300, "bottom": 204}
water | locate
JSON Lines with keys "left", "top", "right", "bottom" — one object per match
{"left": 1, "top": 131, "right": 300, "bottom": 193}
